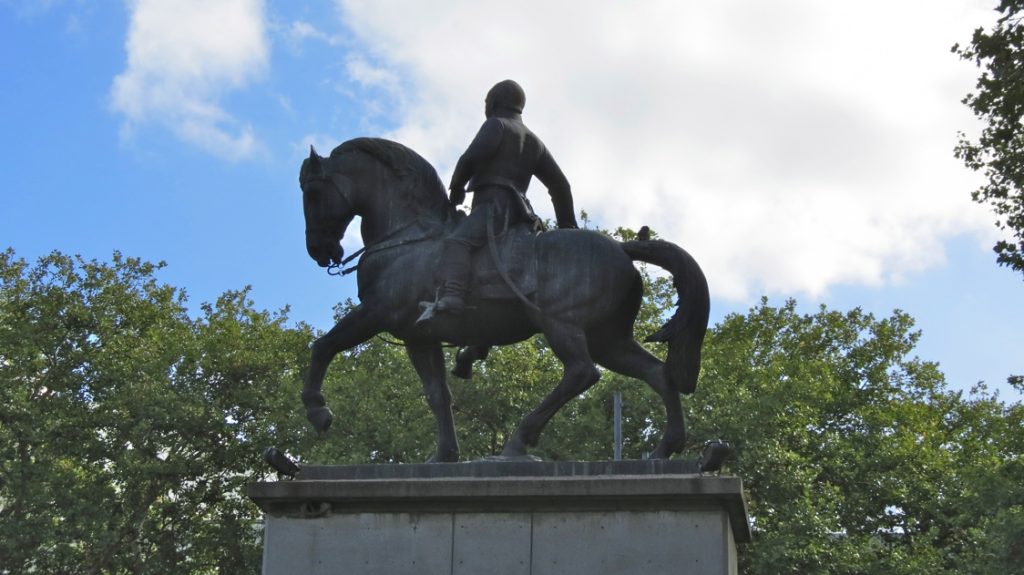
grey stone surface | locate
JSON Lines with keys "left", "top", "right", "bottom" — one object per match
{"left": 250, "top": 466, "right": 749, "bottom": 574}
{"left": 262, "top": 512, "right": 452, "bottom": 575}
{"left": 530, "top": 510, "right": 729, "bottom": 575}
{"left": 297, "top": 458, "right": 699, "bottom": 480}
{"left": 452, "top": 513, "right": 532, "bottom": 575}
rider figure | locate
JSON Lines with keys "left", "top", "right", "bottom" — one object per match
{"left": 423, "top": 79, "right": 578, "bottom": 317}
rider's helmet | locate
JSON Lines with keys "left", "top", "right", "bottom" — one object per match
{"left": 485, "top": 80, "right": 526, "bottom": 115}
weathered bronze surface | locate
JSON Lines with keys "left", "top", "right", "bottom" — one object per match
{"left": 299, "top": 83, "right": 709, "bottom": 462}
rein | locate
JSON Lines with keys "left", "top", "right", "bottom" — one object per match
{"left": 486, "top": 209, "right": 542, "bottom": 312}
{"left": 326, "top": 218, "right": 441, "bottom": 277}
{"left": 326, "top": 247, "right": 364, "bottom": 276}
{"left": 315, "top": 167, "right": 443, "bottom": 277}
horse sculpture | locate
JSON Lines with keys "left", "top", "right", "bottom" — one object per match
{"left": 300, "top": 137, "right": 709, "bottom": 461}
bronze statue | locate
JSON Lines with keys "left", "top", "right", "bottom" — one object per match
{"left": 299, "top": 88, "right": 709, "bottom": 462}
{"left": 420, "top": 80, "right": 577, "bottom": 320}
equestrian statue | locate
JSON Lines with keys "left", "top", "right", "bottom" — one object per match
{"left": 299, "top": 80, "right": 709, "bottom": 462}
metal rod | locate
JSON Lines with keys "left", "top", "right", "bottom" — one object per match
{"left": 613, "top": 392, "right": 622, "bottom": 461}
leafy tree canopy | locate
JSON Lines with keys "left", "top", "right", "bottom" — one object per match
{"left": 1, "top": 246, "right": 1021, "bottom": 573}
{"left": 0, "top": 249, "right": 312, "bottom": 573}
{"left": 955, "top": 0, "right": 1024, "bottom": 276}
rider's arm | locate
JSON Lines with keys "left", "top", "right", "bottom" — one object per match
{"left": 535, "top": 148, "right": 577, "bottom": 229}
{"left": 449, "top": 118, "right": 504, "bottom": 205}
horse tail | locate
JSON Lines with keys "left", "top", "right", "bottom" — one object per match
{"left": 621, "top": 239, "right": 709, "bottom": 395}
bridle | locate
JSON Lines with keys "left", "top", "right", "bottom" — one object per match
{"left": 306, "top": 171, "right": 441, "bottom": 278}
{"left": 304, "top": 173, "right": 354, "bottom": 235}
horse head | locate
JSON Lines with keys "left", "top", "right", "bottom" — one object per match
{"left": 300, "top": 146, "right": 355, "bottom": 267}
{"left": 299, "top": 138, "right": 454, "bottom": 268}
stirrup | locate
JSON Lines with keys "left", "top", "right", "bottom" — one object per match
{"left": 416, "top": 291, "right": 466, "bottom": 326}
{"left": 416, "top": 303, "right": 437, "bottom": 326}
{"left": 435, "top": 294, "right": 466, "bottom": 313}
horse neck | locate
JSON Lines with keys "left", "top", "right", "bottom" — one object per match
{"left": 328, "top": 147, "right": 448, "bottom": 246}
{"left": 354, "top": 174, "right": 443, "bottom": 247}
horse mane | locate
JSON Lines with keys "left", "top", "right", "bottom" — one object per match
{"left": 332, "top": 138, "right": 422, "bottom": 179}
{"left": 329, "top": 138, "right": 451, "bottom": 224}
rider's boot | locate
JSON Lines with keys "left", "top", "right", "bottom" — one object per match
{"left": 417, "top": 242, "right": 471, "bottom": 323}
{"left": 435, "top": 243, "right": 471, "bottom": 313}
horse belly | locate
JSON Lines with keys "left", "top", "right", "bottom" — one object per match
{"left": 428, "top": 299, "right": 538, "bottom": 347}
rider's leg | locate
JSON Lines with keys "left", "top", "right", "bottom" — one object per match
{"left": 435, "top": 238, "right": 472, "bottom": 311}
{"left": 425, "top": 202, "right": 490, "bottom": 314}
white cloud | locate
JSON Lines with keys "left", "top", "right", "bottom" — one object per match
{"left": 346, "top": 54, "right": 401, "bottom": 93}
{"left": 288, "top": 20, "right": 324, "bottom": 42}
{"left": 110, "top": 0, "right": 269, "bottom": 161}
{"left": 284, "top": 20, "right": 344, "bottom": 48}
{"left": 330, "top": 0, "right": 998, "bottom": 300}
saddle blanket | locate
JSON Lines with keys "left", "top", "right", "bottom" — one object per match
{"left": 468, "top": 224, "right": 538, "bottom": 301}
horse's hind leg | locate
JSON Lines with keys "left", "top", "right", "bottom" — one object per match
{"left": 406, "top": 343, "right": 459, "bottom": 462}
{"left": 593, "top": 339, "right": 685, "bottom": 459}
{"left": 302, "top": 304, "right": 381, "bottom": 434}
{"left": 503, "top": 320, "right": 601, "bottom": 457}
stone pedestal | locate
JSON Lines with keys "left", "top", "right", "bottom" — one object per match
{"left": 247, "top": 460, "right": 750, "bottom": 575}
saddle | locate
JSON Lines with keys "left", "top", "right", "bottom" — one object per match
{"left": 467, "top": 222, "right": 539, "bottom": 301}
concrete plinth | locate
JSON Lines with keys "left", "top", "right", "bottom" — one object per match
{"left": 248, "top": 460, "right": 750, "bottom": 575}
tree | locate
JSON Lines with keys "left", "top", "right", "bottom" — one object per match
{"left": 309, "top": 286, "right": 1023, "bottom": 574}
{"left": 693, "top": 300, "right": 1023, "bottom": 574}
{"left": 297, "top": 224, "right": 1020, "bottom": 573}
{"left": 955, "top": 0, "right": 1024, "bottom": 277}
{"left": 937, "top": 385, "right": 1024, "bottom": 574}
{"left": 0, "top": 250, "right": 311, "bottom": 573}
{"left": 3, "top": 244, "right": 1021, "bottom": 574}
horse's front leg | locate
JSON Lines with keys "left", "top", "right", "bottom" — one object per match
{"left": 406, "top": 343, "right": 459, "bottom": 462}
{"left": 451, "top": 345, "right": 491, "bottom": 380}
{"left": 302, "top": 304, "right": 381, "bottom": 434}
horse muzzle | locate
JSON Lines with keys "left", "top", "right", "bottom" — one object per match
{"left": 306, "top": 231, "right": 343, "bottom": 268}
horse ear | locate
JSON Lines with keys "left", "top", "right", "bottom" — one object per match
{"left": 308, "top": 145, "right": 323, "bottom": 174}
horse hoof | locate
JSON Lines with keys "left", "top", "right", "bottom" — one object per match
{"left": 307, "top": 406, "right": 333, "bottom": 434}
{"left": 650, "top": 438, "right": 684, "bottom": 460}
{"left": 500, "top": 439, "right": 529, "bottom": 458}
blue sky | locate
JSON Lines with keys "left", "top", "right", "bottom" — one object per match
{"left": 2, "top": 0, "right": 1021, "bottom": 400}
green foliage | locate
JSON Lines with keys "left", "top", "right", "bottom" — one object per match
{"left": 937, "top": 387, "right": 1024, "bottom": 574}
{"left": 693, "top": 300, "right": 1023, "bottom": 574}
{"left": 955, "top": 1, "right": 1024, "bottom": 276}
{"left": 0, "top": 249, "right": 311, "bottom": 574}
{"left": 1, "top": 243, "right": 1021, "bottom": 574}
{"left": 279, "top": 226, "right": 1022, "bottom": 574}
